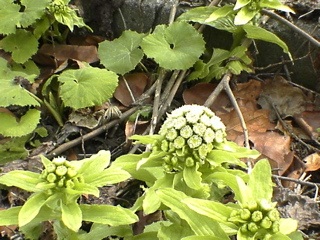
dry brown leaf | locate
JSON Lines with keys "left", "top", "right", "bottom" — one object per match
{"left": 183, "top": 82, "right": 231, "bottom": 114}
{"left": 233, "top": 79, "right": 262, "bottom": 101}
{"left": 34, "top": 44, "right": 99, "bottom": 66}
{"left": 304, "top": 153, "right": 320, "bottom": 172}
{"left": 257, "top": 76, "right": 306, "bottom": 120}
{"left": 114, "top": 73, "right": 149, "bottom": 107}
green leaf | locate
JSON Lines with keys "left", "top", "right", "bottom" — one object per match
{"left": 215, "top": 141, "right": 260, "bottom": 159}
{"left": 243, "top": 24, "right": 292, "bottom": 59}
{"left": 234, "top": 0, "right": 251, "bottom": 10}
{"left": 0, "top": 109, "right": 41, "bottom": 137}
{"left": 248, "top": 159, "right": 273, "bottom": 202}
{"left": 206, "top": 5, "right": 234, "bottom": 22}
{"left": 69, "top": 182, "right": 99, "bottom": 197}
{"left": 182, "top": 236, "right": 226, "bottom": 240}
{"left": 141, "top": 22, "right": 205, "bottom": 70}
{"left": 85, "top": 168, "right": 131, "bottom": 187}
{"left": 143, "top": 188, "right": 162, "bottom": 214}
{"left": 0, "top": 29, "right": 38, "bottom": 63}
{"left": 260, "top": 0, "right": 294, "bottom": 13}
{"left": 81, "top": 204, "right": 138, "bottom": 225}
{"left": 0, "top": 0, "right": 20, "bottom": 34}
{"left": 53, "top": 5, "right": 89, "bottom": 31}
{"left": 157, "top": 188, "right": 229, "bottom": 238}
{"left": 99, "top": 30, "right": 145, "bottom": 75}
{"left": 0, "top": 136, "right": 29, "bottom": 164}
{"left": 61, "top": 200, "right": 82, "bottom": 232}
{"left": 79, "top": 224, "right": 133, "bottom": 240}
{"left": 57, "top": 66, "right": 118, "bottom": 109}
{"left": 0, "top": 170, "right": 42, "bottom": 192}
{"left": 182, "top": 198, "right": 238, "bottom": 234}
{"left": 20, "top": 0, "right": 51, "bottom": 28}
{"left": 0, "top": 206, "right": 21, "bottom": 225}
{"left": 183, "top": 164, "right": 202, "bottom": 190}
{"left": 19, "top": 192, "right": 48, "bottom": 226}
{"left": 234, "top": 7, "right": 258, "bottom": 25}
{"left": 279, "top": 218, "right": 298, "bottom": 235}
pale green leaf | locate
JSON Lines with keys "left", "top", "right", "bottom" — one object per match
{"left": 215, "top": 141, "right": 260, "bottom": 159}
{"left": 99, "top": 30, "right": 145, "bottom": 75}
{"left": 0, "top": 136, "right": 29, "bottom": 164}
{"left": 279, "top": 218, "right": 298, "bottom": 235}
{"left": 243, "top": 24, "right": 292, "bottom": 59}
{"left": 81, "top": 204, "right": 138, "bottom": 225}
{"left": 0, "top": 29, "right": 38, "bottom": 63}
{"left": 85, "top": 168, "right": 131, "bottom": 187}
{"left": 206, "top": 5, "right": 234, "bottom": 22}
{"left": 234, "top": 7, "right": 258, "bottom": 25}
{"left": 57, "top": 66, "right": 118, "bottom": 109}
{"left": 61, "top": 200, "right": 82, "bottom": 232}
{"left": 157, "top": 188, "right": 229, "bottom": 238}
{"left": 183, "top": 164, "right": 202, "bottom": 190}
{"left": 143, "top": 188, "right": 162, "bottom": 214}
{"left": 78, "top": 224, "right": 133, "bottom": 240}
{"left": 0, "top": 170, "right": 41, "bottom": 192}
{"left": 182, "top": 236, "right": 226, "bottom": 240}
{"left": 54, "top": 7, "right": 89, "bottom": 31}
{"left": 19, "top": 192, "right": 48, "bottom": 226}
{"left": 248, "top": 159, "right": 273, "bottom": 201}
{"left": 11, "top": 60, "right": 40, "bottom": 78}
{"left": 234, "top": 0, "right": 251, "bottom": 10}
{"left": 260, "top": 0, "right": 294, "bottom": 13}
{"left": 69, "top": 182, "right": 99, "bottom": 197}
{"left": 141, "top": 21, "right": 205, "bottom": 70}
{"left": 0, "top": 0, "right": 20, "bottom": 34}
{"left": 0, "top": 206, "right": 21, "bottom": 225}
{"left": 20, "top": 0, "right": 51, "bottom": 28}
{"left": 0, "top": 109, "right": 41, "bottom": 137}
{"left": 182, "top": 198, "right": 238, "bottom": 234}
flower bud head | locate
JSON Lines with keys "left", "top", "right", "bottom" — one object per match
{"left": 251, "top": 210, "right": 263, "bottom": 222}
{"left": 56, "top": 165, "right": 68, "bottom": 176}
{"left": 248, "top": 222, "right": 258, "bottom": 233}
{"left": 267, "top": 209, "right": 280, "bottom": 222}
{"left": 46, "top": 173, "right": 57, "bottom": 183}
{"left": 240, "top": 209, "right": 251, "bottom": 220}
{"left": 261, "top": 216, "right": 272, "bottom": 229}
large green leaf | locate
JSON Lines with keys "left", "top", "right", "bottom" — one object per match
{"left": 19, "top": 192, "right": 48, "bottom": 226}
{"left": 81, "top": 204, "right": 138, "bottom": 225}
{"left": 99, "top": 30, "right": 145, "bottom": 75}
{"left": 157, "top": 188, "right": 229, "bottom": 238}
{"left": 0, "top": 0, "right": 21, "bottom": 34}
{"left": 57, "top": 66, "right": 118, "bottom": 109}
{"left": 141, "top": 22, "right": 205, "bottom": 70}
{"left": 20, "top": 0, "right": 50, "bottom": 28}
{"left": 0, "top": 170, "right": 42, "bottom": 192}
{"left": 248, "top": 159, "right": 273, "bottom": 202}
{"left": 84, "top": 168, "right": 131, "bottom": 187}
{"left": 0, "top": 29, "right": 38, "bottom": 63}
{"left": 0, "top": 109, "right": 41, "bottom": 137}
{"left": 243, "top": 24, "right": 292, "bottom": 59}
{"left": 234, "top": 0, "right": 251, "bottom": 10}
{"left": 61, "top": 200, "right": 82, "bottom": 231}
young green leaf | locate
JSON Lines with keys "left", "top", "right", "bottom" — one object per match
{"left": 206, "top": 5, "right": 234, "bottom": 22}
{"left": 0, "top": 207, "right": 21, "bottom": 225}
{"left": 157, "top": 188, "right": 229, "bottom": 238}
{"left": 183, "top": 164, "right": 202, "bottom": 190}
{"left": 141, "top": 22, "right": 205, "bottom": 70}
{"left": 0, "top": 29, "right": 38, "bottom": 63}
{"left": 61, "top": 200, "right": 82, "bottom": 231}
{"left": 260, "top": 0, "right": 294, "bottom": 13}
{"left": 99, "top": 30, "right": 145, "bottom": 75}
{"left": 0, "top": 170, "right": 42, "bottom": 192}
{"left": 143, "top": 188, "right": 162, "bottom": 214}
{"left": 80, "top": 204, "right": 138, "bottom": 225}
{"left": 0, "top": 109, "right": 41, "bottom": 137}
{"left": 248, "top": 159, "right": 273, "bottom": 202}
{"left": 243, "top": 24, "right": 292, "bottom": 60}
{"left": 234, "top": 7, "right": 258, "bottom": 25}
{"left": 57, "top": 66, "right": 118, "bottom": 109}
{"left": 234, "top": 0, "right": 251, "bottom": 10}
{"left": 19, "top": 192, "right": 48, "bottom": 226}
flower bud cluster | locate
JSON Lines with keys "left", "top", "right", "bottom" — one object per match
{"left": 228, "top": 199, "right": 281, "bottom": 238}
{"left": 156, "top": 105, "right": 226, "bottom": 172}
{"left": 41, "top": 157, "right": 82, "bottom": 190}
{"left": 48, "top": 0, "right": 68, "bottom": 14}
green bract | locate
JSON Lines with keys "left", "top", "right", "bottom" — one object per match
{"left": 0, "top": 151, "right": 136, "bottom": 238}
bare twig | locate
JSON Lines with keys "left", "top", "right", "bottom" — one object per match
{"left": 273, "top": 174, "right": 320, "bottom": 189}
